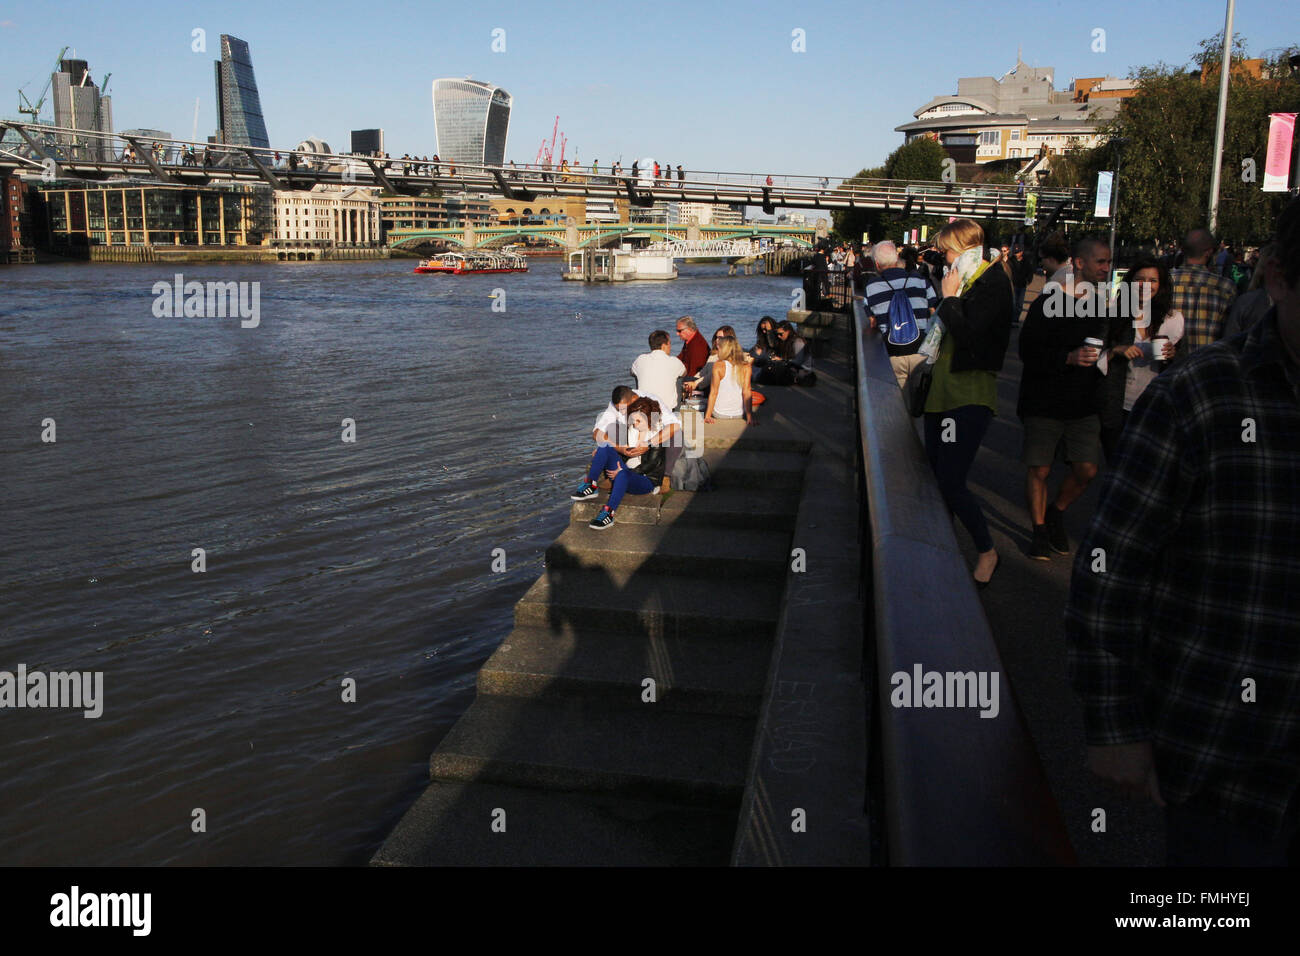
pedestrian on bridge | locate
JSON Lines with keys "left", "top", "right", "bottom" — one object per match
{"left": 677, "top": 164, "right": 684, "bottom": 186}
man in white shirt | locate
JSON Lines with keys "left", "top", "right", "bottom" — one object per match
{"left": 630, "top": 330, "right": 686, "bottom": 410}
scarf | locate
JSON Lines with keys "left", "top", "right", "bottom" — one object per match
{"left": 919, "top": 247, "right": 988, "bottom": 363}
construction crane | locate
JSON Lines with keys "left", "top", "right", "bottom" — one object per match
{"left": 17, "top": 45, "right": 69, "bottom": 121}
{"left": 535, "top": 116, "right": 560, "bottom": 167}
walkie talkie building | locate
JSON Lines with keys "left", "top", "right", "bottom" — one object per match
{"left": 431, "top": 79, "right": 512, "bottom": 168}
{"left": 214, "top": 34, "right": 270, "bottom": 148}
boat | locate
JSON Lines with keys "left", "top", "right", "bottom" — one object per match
{"left": 414, "top": 251, "right": 528, "bottom": 275}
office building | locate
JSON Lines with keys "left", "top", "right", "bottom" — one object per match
{"left": 214, "top": 34, "right": 270, "bottom": 148}
{"left": 273, "top": 185, "right": 381, "bottom": 245}
{"left": 350, "top": 129, "right": 384, "bottom": 157}
{"left": 39, "top": 182, "right": 273, "bottom": 247}
{"left": 51, "top": 58, "right": 113, "bottom": 161}
{"left": 431, "top": 78, "right": 511, "bottom": 167}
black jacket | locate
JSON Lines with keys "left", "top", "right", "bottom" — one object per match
{"left": 936, "top": 261, "right": 1014, "bottom": 374}
{"left": 1017, "top": 290, "right": 1115, "bottom": 420}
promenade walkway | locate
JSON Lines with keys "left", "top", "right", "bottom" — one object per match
{"left": 959, "top": 279, "right": 1164, "bottom": 866}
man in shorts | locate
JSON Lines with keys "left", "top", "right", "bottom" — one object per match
{"left": 1017, "top": 237, "right": 1115, "bottom": 560}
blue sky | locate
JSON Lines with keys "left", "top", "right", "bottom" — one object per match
{"left": 3, "top": 0, "right": 1298, "bottom": 175}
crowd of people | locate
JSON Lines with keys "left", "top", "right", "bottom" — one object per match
{"left": 569, "top": 312, "right": 815, "bottom": 530}
{"left": 838, "top": 205, "right": 1298, "bottom": 865}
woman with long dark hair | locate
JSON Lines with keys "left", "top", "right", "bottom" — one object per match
{"left": 1098, "top": 257, "right": 1184, "bottom": 461}
{"left": 921, "top": 218, "right": 1014, "bottom": 588}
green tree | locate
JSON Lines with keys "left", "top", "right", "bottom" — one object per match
{"left": 1094, "top": 37, "right": 1300, "bottom": 245}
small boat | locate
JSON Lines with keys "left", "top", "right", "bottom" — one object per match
{"left": 415, "top": 251, "right": 528, "bottom": 275}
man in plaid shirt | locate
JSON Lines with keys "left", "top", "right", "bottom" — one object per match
{"left": 1170, "top": 228, "right": 1238, "bottom": 353}
{"left": 1064, "top": 198, "right": 1300, "bottom": 866}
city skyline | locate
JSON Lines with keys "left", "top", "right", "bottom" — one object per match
{"left": 3, "top": 0, "right": 1298, "bottom": 175}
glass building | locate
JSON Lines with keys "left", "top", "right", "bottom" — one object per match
{"left": 431, "top": 79, "right": 511, "bottom": 167}
{"left": 39, "top": 183, "right": 273, "bottom": 247}
{"left": 51, "top": 58, "right": 113, "bottom": 161}
{"left": 214, "top": 35, "right": 270, "bottom": 148}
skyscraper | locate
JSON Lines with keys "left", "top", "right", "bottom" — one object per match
{"left": 51, "top": 58, "right": 113, "bottom": 161}
{"left": 214, "top": 34, "right": 270, "bottom": 148}
{"left": 350, "top": 129, "right": 384, "bottom": 157}
{"left": 431, "top": 79, "right": 511, "bottom": 167}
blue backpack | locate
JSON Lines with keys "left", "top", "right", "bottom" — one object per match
{"left": 885, "top": 278, "right": 920, "bottom": 346}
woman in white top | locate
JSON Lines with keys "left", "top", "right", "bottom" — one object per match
{"left": 704, "top": 336, "right": 755, "bottom": 426}
{"left": 1099, "top": 256, "right": 1184, "bottom": 462}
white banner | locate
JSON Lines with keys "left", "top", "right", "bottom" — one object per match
{"left": 1094, "top": 171, "right": 1114, "bottom": 218}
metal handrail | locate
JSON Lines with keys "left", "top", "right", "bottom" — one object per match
{"left": 851, "top": 299, "right": 1075, "bottom": 866}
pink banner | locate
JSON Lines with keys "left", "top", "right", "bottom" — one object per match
{"left": 1264, "top": 113, "right": 1296, "bottom": 193}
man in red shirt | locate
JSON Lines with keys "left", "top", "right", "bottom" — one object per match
{"left": 676, "top": 316, "right": 710, "bottom": 378}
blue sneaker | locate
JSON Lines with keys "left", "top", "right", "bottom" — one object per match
{"left": 570, "top": 480, "right": 598, "bottom": 501}
{"left": 588, "top": 506, "right": 615, "bottom": 530}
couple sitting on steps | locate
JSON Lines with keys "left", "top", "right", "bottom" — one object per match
{"left": 570, "top": 385, "right": 681, "bottom": 531}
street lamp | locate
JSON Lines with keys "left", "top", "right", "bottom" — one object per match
{"left": 1108, "top": 136, "right": 1129, "bottom": 284}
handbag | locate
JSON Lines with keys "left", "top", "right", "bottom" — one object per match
{"left": 903, "top": 360, "right": 933, "bottom": 417}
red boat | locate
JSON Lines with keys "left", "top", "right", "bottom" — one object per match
{"left": 414, "top": 251, "right": 528, "bottom": 275}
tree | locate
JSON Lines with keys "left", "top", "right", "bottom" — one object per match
{"left": 1093, "top": 37, "right": 1300, "bottom": 245}
{"left": 832, "top": 138, "right": 951, "bottom": 243}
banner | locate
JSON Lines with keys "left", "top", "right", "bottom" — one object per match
{"left": 1264, "top": 113, "right": 1297, "bottom": 193}
{"left": 1024, "top": 192, "right": 1038, "bottom": 225}
{"left": 910, "top": 229, "right": 918, "bottom": 244}
{"left": 1094, "top": 171, "right": 1114, "bottom": 218}
{"left": 920, "top": 224, "right": 928, "bottom": 242}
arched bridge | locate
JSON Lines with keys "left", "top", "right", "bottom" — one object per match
{"left": 0, "top": 122, "right": 1091, "bottom": 227}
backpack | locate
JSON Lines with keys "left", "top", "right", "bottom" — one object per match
{"left": 671, "top": 454, "right": 713, "bottom": 491}
{"left": 885, "top": 278, "right": 920, "bottom": 346}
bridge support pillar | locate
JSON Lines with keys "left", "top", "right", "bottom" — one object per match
{"left": 463, "top": 224, "right": 475, "bottom": 249}
{"left": 686, "top": 223, "right": 700, "bottom": 242}
{"left": 565, "top": 218, "right": 579, "bottom": 248}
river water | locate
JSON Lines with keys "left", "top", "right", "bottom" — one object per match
{"left": 0, "top": 257, "right": 793, "bottom": 865}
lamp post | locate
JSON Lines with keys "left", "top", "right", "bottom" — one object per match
{"left": 1207, "top": 0, "right": 1236, "bottom": 232}
{"left": 1108, "top": 137, "right": 1129, "bottom": 284}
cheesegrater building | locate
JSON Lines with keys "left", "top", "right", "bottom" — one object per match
{"left": 431, "top": 78, "right": 511, "bottom": 167}
{"left": 214, "top": 34, "right": 270, "bottom": 148}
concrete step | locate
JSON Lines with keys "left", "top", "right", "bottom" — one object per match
{"left": 371, "top": 780, "right": 737, "bottom": 866}
{"left": 657, "top": 487, "right": 801, "bottom": 530}
{"left": 571, "top": 487, "right": 801, "bottom": 530}
{"left": 514, "top": 566, "right": 782, "bottom": 637}
{"left": 701, "top": 448, "right": 807, "bottom": 490}
{"left": 477, "top": 625, "right": 773, "bottom": 716}
{"left": 427, "top": 696, "right": 756, "bottom": 806}
{"left": 547, "top": 522, "right": 790, "bottom": 579}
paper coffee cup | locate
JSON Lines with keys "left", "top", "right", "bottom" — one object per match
{"left": 1151, "top": 337, "right": 1169, "bottom": 361}
{"left": 1083, "top": 337, "right": 1104, "bottom": 349}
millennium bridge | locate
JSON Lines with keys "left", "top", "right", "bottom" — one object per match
{"left": 1, "top": 122, "right": 1090, "bottom": 233}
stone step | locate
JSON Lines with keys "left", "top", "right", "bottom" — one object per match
{"left": 701, "top": 448, "right": 807, "bottom": 490}
{"left": 571, "top": 487, "right": 801, "bottom": 530}
{"left": 371, "top": 780, "right": 737, "bottom": 866}
{"left": 427, "top": 696, "right": 756, "bottom": 806}
{"left": 547, "top": 522, "right": 790, "bottom": 579}
{"left": 657, "top": 487, "right": 801, "bottom": 530}
{"left": 514, "top": 566, "right": 782, "bottom": 637}
{"left": 478, "top": 625, "right": 773, "bottom": 717}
